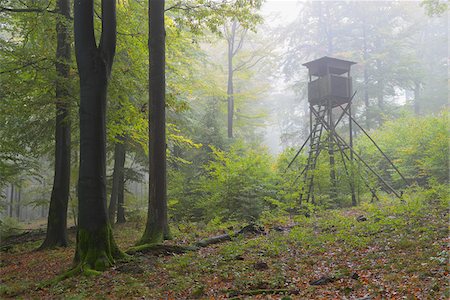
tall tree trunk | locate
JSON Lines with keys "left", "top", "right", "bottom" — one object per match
{"left": 227, "top": 29, "right": 234, "bottom": 139}
{"left": 39, "top": 0, "right": 71, "bottom": 250}
{"left": 73, "top": 0, "right": 122, "bottom": 272}
{"left": 324, "top": 4, "right": 333, "bottom": 55}
{"left": 375, "top": 36, "right": 384, "bottom": 124}
{"left": 376, "top": 59, "right": 384, "bottom": 112}
{"left": 9, "top": 184, "right": 14, "bottom": 218}
{"left": 362, "top": 17, "right": 370, "bottom": 128}
{"left": 108, "top": 139, "right": 126, "bottom": 224}
{"left": 376, "top": 59, "right": 384, "bottom": 125}
{"left": 413, "top": 81, "right": 421, "bottom": 115}
{"left": 116, "top": 164, "right": 126, "bottom": 223}
{"left": 140, "top": 0, "right": 170, "bottom": 244}
{"left": 16, "top": 186, "right": 21, "bottom": 220}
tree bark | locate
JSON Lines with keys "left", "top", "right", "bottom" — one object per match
{"left": 108, "top": 139, "right": 126, "bottom": 224}
{"left": 227, "top": 25, "right": 235, "bottom": 138}
{"left": 226, "top": 20, "right": 237, "bottom": 139}
{"left": 116, "top": 162, "right": 126, "bottom": 223}
{"left": 362, "top": 17, "right": 371, "bottom": 129}
{"left": 139, "top": 0, "right": 170, "bottom": 244}
{"left": 9, "top": 184, "right": 14, "bottom": 218}
{"left": 375, "top": 36, "right": 384, "bottom": 124}
{"left": 227, "top": 56, "right": 234, "bottom": 138}
{"left": 413, "top": 80, "right": 421, "bottom": 115}
{"left": 39, "top": 0, "right": 71, "bottom": 250}
{"left": 73, "top": 0, "right": 122, "bottom": 272}
{"left": 16, "top": 186, "right": 21, "bottom": 220}
{"left": 376, "top": 59, "right": 384, "bottom": 112}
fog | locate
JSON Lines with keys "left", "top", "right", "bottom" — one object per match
{"left": 241, "top": 0, "right": 448, "bottom": 154}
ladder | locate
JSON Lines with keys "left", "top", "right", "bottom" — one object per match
{"left": 299, "top": 105, "right": 326, "bottom": 204}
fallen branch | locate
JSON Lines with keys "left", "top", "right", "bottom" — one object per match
{"left": 125, "top": 224, "right": 265, "bottom": 256}
{"left": 194, "top": 224, "right": 264, "bottom": 247}
{"left": 228, "top": 288, "right": 301, "bottom": 297}
{"left": 1, "top": 226, "right": 77, "bottom": 251}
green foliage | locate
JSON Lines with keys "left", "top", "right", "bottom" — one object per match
{"left": 357, "top": 111, "right": 449, "bottom": 186}
{"left": 170, "top": 142, "right": 278, "bottom": 223}
{"left": 276, "top": 111, "right": 449, "bottom": 210}
{"left": 0, "top": 2, "right": 76, "bottom": 188}
{"left": 0, "top": 217, "right": 23, "bottom": 239}
{"left": 167, "top": 0, "right": 263, "bottom": 35}
{"left": 421, "top": 0, "right": 449, "bottom": 16}
{"left": 198, "top": 142, "right": 276, "bottom": 222}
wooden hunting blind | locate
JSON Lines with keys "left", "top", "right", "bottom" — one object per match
{"left": 287, "top": 56, "right": 407, "bottom": 206}
{"left": 303, "top": 56, "right": 356, "bottom": 107}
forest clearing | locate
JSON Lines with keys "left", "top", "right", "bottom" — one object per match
{"left": 0, "top": 0, "right": 448, "bottom": 299}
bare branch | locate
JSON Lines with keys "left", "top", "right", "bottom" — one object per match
{"left": 232, "top": 28, "right": 247, "bottom": 56}
{"left": 0, "top": 1, "right": 56, "bottom": 14}
{"left": 233, "top": 54, "right": 266, "bottom": 72}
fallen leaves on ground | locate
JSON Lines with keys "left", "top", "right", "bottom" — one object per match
{"left": 1, "top": 197, "right": 448, "bottom": 299}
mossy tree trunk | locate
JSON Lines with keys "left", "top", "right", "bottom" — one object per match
{"left": 73, "top": 0, "right": 122, "bottom": 272}
{"left": 139, "top": 0, "right": 170, "bottom": 245}
{"left": 39, "top": 0, "right": 71, "bottom": 250}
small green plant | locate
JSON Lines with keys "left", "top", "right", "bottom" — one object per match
{"left": 0, "top": 217, "right": 23, "bottom": 239}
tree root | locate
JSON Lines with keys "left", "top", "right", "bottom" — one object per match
{"left": 126, "top": 243, "right": 198, "bottom": 255}
{"left": 126, "top": 224, "right": 265, "bottom": 256}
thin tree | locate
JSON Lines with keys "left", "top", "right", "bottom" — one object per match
{"left": 73, "top": 0, "right": 123, "bottom": 271}
{"left": 139, "top": 0, "right": 170, "bottom": 244}
{"left": 108, "top": 137, "right": 126, "bottom": 224}
{"left": 9, "top": 184, "right": 14, "bottom": 218}
{"left": 116, "top": 158, "right": 126, "bottom": 224}
{"left": 225, "top": 19, "right": 247, "bottom": 139}
{"left": 39, "top": 0, "right": 71, "bottom": 250}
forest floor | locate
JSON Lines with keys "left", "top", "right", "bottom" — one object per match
{"left": 1, "top": 193, "right": 448, "bottom": 299}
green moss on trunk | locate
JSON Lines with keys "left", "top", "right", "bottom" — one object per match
{"left": 137, "top": 226, "right": 164, "bottom": 245}
{"left": 74, "top": 225, "right": 124, "bottom": 272}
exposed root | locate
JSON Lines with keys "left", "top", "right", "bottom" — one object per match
{"left": 127, "top": 224, "right": 267, "bottom": 257}
{"left": 126, "top": 243, "right": 197, "bottom": 255}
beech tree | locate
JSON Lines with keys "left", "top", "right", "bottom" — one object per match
{"left": 73, "top": 0, "right": 122, "bottom": 271}
{"left": 139, "top": 0, "right": 169, "bottom": 244}
{"left": 39, "top": 0, "right": 71, "bottom": 250}
{"left": 225, "top": 19, "right": 247, "bottom": 139}
{"left": 108, "top": 136, "right": 126, "bottom": 224}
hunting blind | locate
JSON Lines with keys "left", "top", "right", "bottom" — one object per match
{"left": 287, "top": 56, "right": 408, "bottom": 205}
{"left": 304, "top": 56, "right": 355, "bottom": 107}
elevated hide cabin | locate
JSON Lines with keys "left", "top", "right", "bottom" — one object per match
{"left": 303, "top": 56, "right": 356, "bottom": 107}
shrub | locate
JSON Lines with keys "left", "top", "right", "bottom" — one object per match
{"left": 357, "top": 111, "right": 449, "bottom": 186}
{"left": 0, "top": 217, "right": 23, "bottom": 239}
{"left": 198, "top": 142, "right": 277, "bottom": 222}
